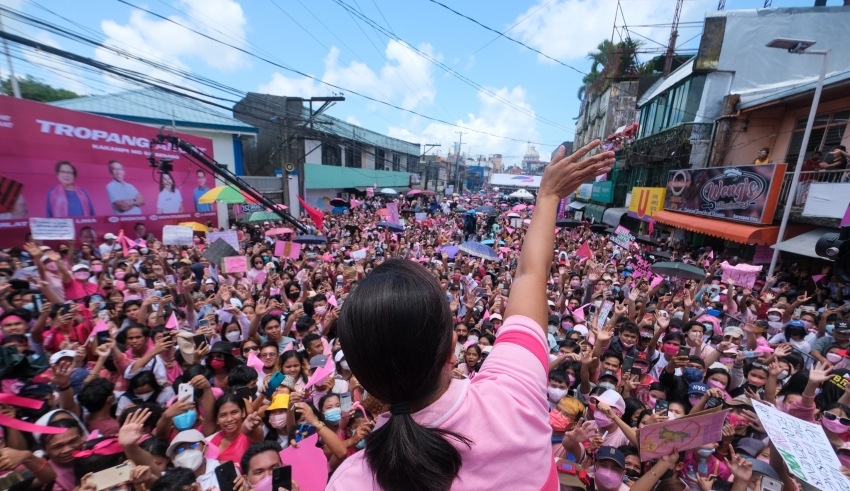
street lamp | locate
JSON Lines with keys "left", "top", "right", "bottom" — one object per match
{"left": 767, "top": 38, "right": 830, "bottom": 278}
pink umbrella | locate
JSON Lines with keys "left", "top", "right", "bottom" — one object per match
{"left": 528, "top": 205, "right": 535, "bottom": 210}
{"left": 512, "top": 204, "right": 527, "bottom": 211}
{"left": 265, "top": 228, "right": 294, "bottom": 236}
{"left": 266, "top": 204, "right": 288, "bottom": 211}
{"left": 407, "top": 190, "right": 423, "bottom": 196}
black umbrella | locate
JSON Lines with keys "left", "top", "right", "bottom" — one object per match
{"left": 635, "top": 235, "right": 662, "bottom": 247}
{"left": 0, "top": 345, "right": 49, "bottom": 380}
{"left": 589, "top": 224, "right": 607, "bottom": 233}
{"left": 555, "top": 219, "right": 582, "bottom": 228}
{"left": 329, "top": 198, "right": 348, "bottom": 208}
{"left": 604, "top": 227, "right": 617, "bottom": 234}
{"left": 344, "top": 224, "right": 360, "bottom": 234}
{"left": 650, "top": 261, "right": 706, "bottom": 280}
{"left": 292, "top": 235, "right": 327, "bottom": 245}
{"left": 377, "top": 221, "right": 405, "bottom": 232}
{"left": 650, "top": 250, "right": 672, "bottom": 259}
{"left": 400, "top": 209, "right": 417, "bottom": 215}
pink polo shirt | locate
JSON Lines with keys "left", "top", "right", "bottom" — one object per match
{"left": 326, "top": 315, "right": 557, "bottom": 491}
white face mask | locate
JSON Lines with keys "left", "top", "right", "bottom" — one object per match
{"left": 768, "top": 315, "right": 781, "bottom": 322}
{"left": 547, "top": 387, "right": 570, "bottom": 403}
{"left": 172, "top": 449, "right": 204, "bottom": 471}
{"left": 136, "top": 392, "right": 153, "bottom": 401}
{"left": 225, "top": 331, "right": 241, "bottom": 343}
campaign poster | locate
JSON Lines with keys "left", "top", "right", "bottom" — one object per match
{"left": 0, "top": 97, "right": 218, "bottom": 247}
{"left": 663, "top": 164, "right": 786, "bottom": 224}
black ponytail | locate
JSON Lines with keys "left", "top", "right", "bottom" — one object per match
{"left": 339, "top": 259, "right": 471, "bottom": 491}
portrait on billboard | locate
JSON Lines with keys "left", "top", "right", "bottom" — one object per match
{"left": 106, "top": 160, "right": 145, "bottom": 215}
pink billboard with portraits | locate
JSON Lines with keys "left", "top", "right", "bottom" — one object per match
{"left": 0, "top": 96, "right": 219, "bottom": 247}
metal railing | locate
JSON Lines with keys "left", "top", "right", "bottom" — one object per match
{"left": 776, "top": 169, "right": 847, "bottom": 207}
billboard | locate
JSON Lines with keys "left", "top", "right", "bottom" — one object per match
{"left": 663, "top": 164, "right": 786, "bottom": 224}
{"left": 0, "top": 97, "right": 218, "bottom": 247}
{"left": 628, "top": 187, "right": 666, "bottom": 219}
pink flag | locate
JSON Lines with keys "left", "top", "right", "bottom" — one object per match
{"left": 321, "top": 337, "right": 332, "bottom": 356}
{"left": 279, "top": 434, "right": 328, "bottom": 491}
{"left": 575, "top": 241, "right": 592, "bottom": 259}
{"left": 165, "top": 312, "right": 179, "bottom": 329}
{"left": 841, "top": 206, "right": 850, "bottom": 227}
{"left": 304, "top": 364, "right": 334, "bottom": 390}
{"left": 812, "top": 274, "right": 826, "bottom": 284}
{"left": 91, "top": 319, "right": 109, "bottom": 335}
{"left": 281, "top": 342, "right": 294, "bottom": 353}
{"left": 246, "top": 353, "right": 265, "bottom": 374}
{"left": 118, "top": 229, "right": 128, "bottom": 256}
{"left": 708, "top": 250, "right": 714, "bottom": 259}
{"left": 327, "top": 294, "right": 338, "bottom": 308}
{"left": 650, "top": 274, "right": 665, "bottom": 289}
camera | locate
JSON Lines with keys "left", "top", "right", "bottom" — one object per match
{"left": 815, "top": 227, "right": 850, "bottom": 283}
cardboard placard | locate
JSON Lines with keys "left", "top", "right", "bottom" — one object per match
{"left": 162, "top": 225, "right": 194, "bottom": 246}
{"left": 639, "top": 407, "right": 729, "bottom": 461}
{"left": 752, "top": 399, "right": 847, "bottom": 491}
{"left": 221, "top": 255, "right": 247, "bottom": 273}
{"left": 274, "top": 240, "right": 301, "bottom": 259}
{"left": 351, "top": 249, "right": 367, "bottom": 260}
{"left": 610, "top": 225, "right": 635, "bottom": 248}
{"left": 720, "top": 261, "right": 762, "bottom": 288}
{"left": 386, "top": 202, "right": 400, "bottom": 224}
{"left": 202, "top": 238, "right": 238, "bottom": 265}
{"left": 206, "top": 230, "right": 239, "bottom": 251}
{"left": 29, "top": 217, "right": 75, "bottom": 240}
{"left": 279, "top": 434, "right": 328, "bottom": 491}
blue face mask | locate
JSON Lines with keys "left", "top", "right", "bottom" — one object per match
{"left": 323, "top": 408, "right": 342, "bottom": 424}
{"left": 827, "top": 324, "right": 835, "bottom": 334}
{"left": 22, "top": 302, "right": 35, "bottom": 312}
{"left": 173, "top": 410, "right": 197, "bottom": 431}
{"left": 355, "top": 438, "right": 366, "bottom": 449}
{"left": 683, "top": 368, "right": 704, "bottom": 383}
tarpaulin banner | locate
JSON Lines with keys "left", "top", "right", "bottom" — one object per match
{"left": 663, "top": 164, "right": 786, "bottom": 224}
{"left": 0, "top": 97, "right": 218, "bottom": 247}
{"left": 628, "top": 187, "right": 666, "bottom": 219}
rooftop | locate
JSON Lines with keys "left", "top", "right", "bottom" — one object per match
{"left": 51, "top": 88, "right": 258, "bottom": 134}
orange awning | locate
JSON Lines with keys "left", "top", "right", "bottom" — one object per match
{"left": 654, "top": 211, "right": 779, "bottom": 245}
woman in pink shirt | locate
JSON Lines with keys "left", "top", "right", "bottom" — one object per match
{"left": 328, "top": 141, "right": 614, "bottom": 491}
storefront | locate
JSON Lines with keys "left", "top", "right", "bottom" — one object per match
{"left": 585, "top": 203, "right": 609, "bottom": 224}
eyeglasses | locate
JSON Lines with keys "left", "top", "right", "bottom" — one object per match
{"left": 259, "top": 352, "right": 277, "bottom": 358}
{"left": 174, "top": 442, "right": 201, "bottom": 454}
{"left": 824, "top": 411, "right": 850, "bottom": 426}
{"left": 243, "top": 346, "right": 260, "bottom": 353}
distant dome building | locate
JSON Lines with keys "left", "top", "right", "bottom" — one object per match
{"left": 521, "top": 142, "right": 546, "bottom": 175}
{"left": 523, "top": 143, "right": 540, "bottom": 163}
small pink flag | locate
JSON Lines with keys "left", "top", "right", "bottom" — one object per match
{"left": 575, "top": 241, "right": 592, "bottom": 259}
{"left": 304, "top": 364, "right": 334, "bottom": 390}
{"left": 327, "top": 294, "right": 338, "bottom": 308}
{"left": 165, "top": 312, "right": 179, "bottom": 329}
{"left": 321, "top": 337, "right": 332, "bottom": 356}
{"left": 708, "top": 250, "right": 714, "bottom": 259}
{"left": 506, "top": 227, "right": 514, "bottom": 234}
{"left": 281, "top": 342, "right": 294, "bottom": 353}
{"left": 650, "top": 274, "right": 665, "bottom": 289}
{"left": 812, "top": 274, "right": 826, "bottom": 284}
{"left": 91, "top": 319, "right": 109, "bottom": 335}
{"left": 246, "top": 353, "right": 265, "bottom": 373}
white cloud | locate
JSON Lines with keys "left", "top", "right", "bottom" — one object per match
{"left": 387, "top": 85, "right": 541, "bottom": 164}
{"left": 93, "top": 0, "right": 248, "bottom": 88}
{"left": 346, "top": 115, "right": 362, "bottom": 126}
{"left": 511, "top": 0, "right": 715, "bottom": 63}
{"left": 258, "top": 39, "right": 438, "bottom": 110}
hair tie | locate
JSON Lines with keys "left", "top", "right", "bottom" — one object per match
{"left": 390, "top": 401, "right": 412, "bottom": 416}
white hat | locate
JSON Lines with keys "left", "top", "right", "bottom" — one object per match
{"left": 71, "top": 264, "right": 89, "bottom": 272}
{"left": 166, "top": 429, "right": 206, "bottom": 457}
{"left": 489, "top": 313, "right": 503, "bottom": 321}
{"left": 547, "top": 300, "right": 556, "bottom": 307}
{"left": 104, "top": 233, "right": 118, "bottom": 240}
{"left": 334, "top": 350, "right": 345, "bottom": 362}
{"left": 589, "top": 388, "right": 626, "bottom": 415}
{"left": 571, "top": 324, "right": 588, "bottom": 335}
{"left": 49, "top": 349, "right": 77, "bottom": 365}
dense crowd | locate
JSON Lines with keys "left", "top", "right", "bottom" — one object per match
{"left": 1, "top": 141, "right": 850, "bottom": 491}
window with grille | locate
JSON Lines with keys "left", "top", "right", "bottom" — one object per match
{"left": 784, "top": 110, "right": 849, "bottom": 169}
{"left": 375, "top": 148, "right": 385, "bottom": 170}
{"left": 392, "top": 154, "right": 401, "bottom": 172}
{"left": 345, "top": 144, "right": 362, "bottom": 168}
{"left": 322, "top": 144, "right": 341, "bottom": 166}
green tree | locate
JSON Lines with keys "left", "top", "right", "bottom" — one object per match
{"left": 577, "top": 37, "right": 644, "bottom": 100}
{"left": 1, "top": 75, "right": 82, "bottom": 102}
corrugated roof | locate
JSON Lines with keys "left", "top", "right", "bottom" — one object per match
{"left": 637, "top": 59, "right": 695, "bottom": 108}
{"left": 305, "top": 163, "right": 410, "bottom": 189}
{"left": 50, "top": 88, "right": 258, "bottom": 133}
{"left": 737, "top": 67, "right": 850, "bottom": 110}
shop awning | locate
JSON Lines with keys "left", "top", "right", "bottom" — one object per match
{"left": 568, "top": 202, "right": 588, "bottom": 210}
{"left": 653, "top": 211, "right": 779, "bottom": 245}
{"left": 771, "top": 228, "right": 836, "bottom": 259}
{"left": 602, "top": 207, "right": 629, "bottom": 227}
{"left": 585, "top": 204, "right": 609, "bottom": 223}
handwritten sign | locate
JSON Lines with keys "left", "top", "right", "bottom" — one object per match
{"left": 351, "top": 249, "right": 367, "bottom": 260}
{"left": 221, "top": 256, "right": 247, "bottom": 273}
{"left": 633, "top": 257, "right": 653, "bottom": 280}
{"left": 415, "top": 212, "right": 428, "bottom": 222}
{"left": 274, "top": 240, "right": 301, "bottom": 259}
{"left": 639, "top": 407, "right": 729, "bottom": 461}
{"left": 386, "top": 202, "right": 400, "bottom": 224}
{"left": 206, "top": 230, "right": 239, "bottom": 251}
{"left": 752, "top": 400, "right": 847, "bottom": 491}
{"left": 720, "top": 261, "right": 762, "bottom": 288}
{"left": 162, "top": 225, "right": 194, "bottom": 246}
{"left": 610, "top": 226, "right": 635, "bottom": 248}
{"left": 29, "top": 218, "right": 75, "bottom": 240}
{"left": 752, "top": 244, "right": 773, "bottom": 265}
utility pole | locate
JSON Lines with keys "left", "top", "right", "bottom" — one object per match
{"left": 663, "top": 0, "right": 683, "bottom": 76}
{"left": 420, "top": 143, "right": 440, "bottom": 191}
{"left": 0, "top": 12, "right": 21, "bottom": 98}
{"left": 454, "top": 131, "right": 466, "bottom": 193}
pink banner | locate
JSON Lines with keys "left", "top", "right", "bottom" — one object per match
{"left": 0, "top": 97, "right": 218, "bottom": 247}
{"left": 274, "top": 240, "right": 301, "bottom": 259}
{"left": 222, "top": 256, "right": 247, "bottom": 273}
{"left": 386, "top": 202, "right": 400, "bottom": 224}
{"left": 720, "top": 261, "right": 762, "bottom": 288}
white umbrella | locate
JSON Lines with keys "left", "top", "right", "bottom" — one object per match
{"left": 380, "top": 188, "right": 398, "bottom": 195}
{"left": 509, "top": 189, "right": 534, "bottom": 201}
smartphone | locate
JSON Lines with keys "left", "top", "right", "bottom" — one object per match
{"left": 178, "top": 383, "right": 194, "bottom": 403}
{"left": 760, "top": 476, "right": 783, "bottom": 491}
{"left": 793, "top": 308, "right": 802, "bottom": 319}
{"left": 32, "top": 293, "right": 44, "bottom": 312}
{"left": 272, "top": 465, "right": 292, "bottom": 491}
{"left": 193, "top": 334, "right": 207, "bottom": 348}
{"left": 145, "top": 289, "right": 158, "bottom": 299}
{"left": 705, "top": 397, "right": 722, "bottom": 409}
{"left": 60, "top": 302, "right": 72, "bottom": 316}
{"left": 232, "top": 385, "right": 255, "bottom": 401}
{"left": 215, "top": 461, "right": 237, "bottom": 491}
{"left": 198, "top": 318, "right": 210, "bottom": 330}
{"left": 96, "top": 331, "right": 110, "bottom": 346}
{"left": 677, "top": 346, "right": 690, "bottom": 358}
{"left": 265, "top": 371, "right": 285, "bottom": 398}
{"left": 340, "top": 392, "right": 353, "bottom": 413}
{"left": 97, "top": 310, "right": 110, "bottom": 321}
{"left": 778, "top": 297, "right": 787, "bottom": 304}
{"left": 294, "top": 423, "right": 317, "bottom": 443}
{"left": 654, "top": 399, "right": 670, "bottom": 413}
{"left": 501, "top": 289, "right": 508, "bottom": 296}
{"left": 622, "top": 356, "right": 635, "bottom": 373}
{"left": 588, "top": 305, "right": 597, "bottom": 314}
{"left": 87, "top": 463, "right": 134, "bottom": 491}
{"left": 630, "top": 367, "right": 641, "bottom": 377}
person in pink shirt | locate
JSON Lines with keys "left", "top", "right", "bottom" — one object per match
{"left": 327, "top": 141, "right": 614, "bottom": 491}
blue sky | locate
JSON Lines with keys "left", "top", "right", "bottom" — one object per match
{"left": 1, "top": 0, "right": 843, "bottom": 167}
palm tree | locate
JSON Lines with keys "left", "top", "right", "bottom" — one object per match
{"left": 577, "top": 37, "right": 644, "bottom": 100}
